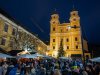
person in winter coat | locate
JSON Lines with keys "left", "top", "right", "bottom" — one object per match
{"left": 8, "top": 67, "right": 17, "bottom": 75}
{"left": 31, "top": 66, "right": 36, "bottom": 75}
{"left": 6, "top": 62, "right": 14, "bottom": 75}
{"left": 82, "top": 69, "right": 88, "bottom": 75}
{"left": 20, "top": 63, "right": 25, "bottom": 75}
{"left": 39, "top": 66, "right": 46, "bottom": 75}
{"left": 2, "top": 62, "right": 8, "bottom": 75}
{"left": 0, "top": 63, "right": 3, "bottom": 75}
{"left": 53, "top": 69, "right": 61, "bottom": 75}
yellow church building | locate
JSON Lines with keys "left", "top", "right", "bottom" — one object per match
{"left": 48, "top": 10, "right": 90, "bottom": 58}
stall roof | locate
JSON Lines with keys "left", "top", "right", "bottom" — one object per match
{"left": 0, "top": 47, "right": 9, "bottom": 54}
{"left": 8, "top": 50, "right": 24, "bottom": 56}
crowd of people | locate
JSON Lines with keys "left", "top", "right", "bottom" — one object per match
{"left": 0, "top": 58, "right": 100, "bottom": 75}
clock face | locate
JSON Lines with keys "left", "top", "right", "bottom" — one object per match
{"left": 52, "top": 20, "right": 59, "bottom": 24}
{"left": 53, "top": 21, "right": 55, "bottom": 24}
{"left": 73, "top": 18, "right": 76, "bottom": 21}
{"left": 73, "top": 13, "right": 76, "bottom": 16}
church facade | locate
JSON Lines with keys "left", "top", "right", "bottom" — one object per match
{"left": 48, "top": 10, "right": 89, "bottom": 58}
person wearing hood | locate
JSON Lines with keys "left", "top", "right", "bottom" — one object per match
{"left": 0, "top": 63, "right": 3, "bottom": 75}
{"left": 5, "top": 62, "right": 14, "bottom": 75}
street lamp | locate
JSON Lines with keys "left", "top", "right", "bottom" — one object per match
{"left": 67, "top": 25, "right": 85, "bottom": 62}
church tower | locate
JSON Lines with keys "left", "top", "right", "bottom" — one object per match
{"left": 67, "top": 10, "right": 82, "bottom": 57}
{"left": 49, "top": 13, "right": 60, "bottom": 57}
{"left": 70, "top": 11, "right": 80, "bottom": 27}
{"left": 50, "top": 13, "right": 60, "bottom": 33}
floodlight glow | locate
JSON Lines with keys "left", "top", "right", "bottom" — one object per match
{"left": 68, "top": 26, "right": 71, "bottom": 29}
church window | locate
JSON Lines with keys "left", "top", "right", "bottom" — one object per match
{"left": 75, "top": 37, "right": 78, "bottom": 41}
{"left": 67, "top": 46, "right": 69, "bottom": 49}
{"left": 76, "top": 45, "right": 78, "bottom": 49}
{"left": 66, "top": 38, "right": 69, "bottom": 42}
{"left": 53, "top": 27, "right": 55, "bottom": 31}
{"left": 53, "top": 39, "right": 55, "bottom": 42}
{"left": 73, "top": 13, "right": 76, "bottom": 16}
{"left": 66, "top": 29, "right": 68, "bottom": 31}
{"left": 61, "top": 39, "right": 63, "bottom": 42}
{"left": 53, "top": 16, "right": 56, "bottom": 19}
{"left": 53, "top": 46, "right": 55, "bottom": 49}
{"left": 73, "top": 25, "right": 77, "bottom": 28}
{"left": 73, "top": 18, "right": 76, "bottom": 21}
{"left": 53, "top": 21, "right": 55, "bottom": 24}
{"left": 61, "top": 29, "right": 62, "bottom": 32}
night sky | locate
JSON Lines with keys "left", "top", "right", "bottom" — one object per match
{"left": 0, "top": 0, "right": 100, "bottom": 45}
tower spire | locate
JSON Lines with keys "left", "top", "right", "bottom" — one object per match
{"left": 52, "top": 8, "right": 58, "bottom": 14}
{"left": 73, "top": 3, "right": 75, "bottom": 10}
{"left": 72, "top": 0, "right": 76, "bottom": 11}
{"left": 54, "top": 8, "right": 57, "bottom": 12}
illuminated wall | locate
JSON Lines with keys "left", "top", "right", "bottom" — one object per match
{"left": 0, "top": 13, "right": 47, "bottom": 54}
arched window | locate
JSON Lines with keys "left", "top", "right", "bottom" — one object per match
{"left": 53, "top": 39, "right": 55, "bottom": 42}
{"left": 75, "top": 37, "right": 78, "bottom": 41}
{"left": 76, "top": 45, "right": 78, "bottom": 49}
{"left": 66, "top": 38, "right": 69, "bottom": 42}
{"left": 53, "top": 46, "right": 55, "bottom": 49}
{"left": 53, "top": 27, "right": 55, "bottom": 31}
{"left": 73, "top": 18, "right": 76, "bottom": 21}
{"left": 67, "top": 46, "right": 69, "bottom": 49}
